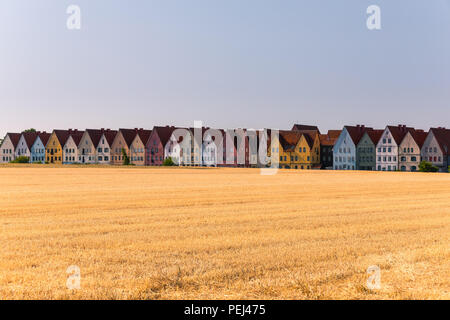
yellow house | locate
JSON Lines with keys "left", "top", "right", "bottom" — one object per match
{"left": 46, "top": 130, "right": 71, "bottom": 164}
{"left": 269, "top": 130, "right": 321, "bottom": 169}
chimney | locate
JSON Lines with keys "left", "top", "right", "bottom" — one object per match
{"left": 68, "top": 129, "right": 72, "bottom": 133}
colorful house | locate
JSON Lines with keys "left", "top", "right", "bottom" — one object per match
{"left": 16, "top": 131, "right": 38, "bottom": 160}
{"left": 146, "top": 126, "right": 178, "bottom": 166}
{"left": 97, "top": 129, "right": 117, "bottom": 164}
{"left": 78, "top": 129, "right": 117, "bottom": 164}
{"left": 130, "top": 129, "right": 152, "bottom": 166}
{"left": 421, "top": 127, "right": 450, "bottom": 172}
{"left": 398, "top": 130, "right": 427, "bottom": 172}
{"left": 46, "top": 130, "right": 71, "bottom": 164}
{"left": 110, "top": 129, "right": 139, "bottom": 165}
{"left": 319, "top": 130, "right": 341, "bottom": 169}
{"left": 333, "top": 125, "right": 371, "bottom": 170}
{"left": 376, "top": 125, "right": 414, "bottom": 171}
{"left": 0, "top": 133, "right": 21, "bottom": 163}
{"left": 356, "top": 129, "right": 383, "bottom": 170}
{"left": 63, "top": 130, "right": 84, "bottom": 164}
{"left": 30, "top": 132, "right": 50, "bottom": 163}
{"left": 272, "top": 130, "right": 321, "bottom": 169}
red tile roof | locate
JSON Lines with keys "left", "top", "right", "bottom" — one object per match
{"left": 344, "top": 125, "right": 373, "bottom": 145}
{"left": 279, "top": 130, "right": 303, "bottom": 151}
{"left": 366, "top": 129, "right": 384, "bottom": 145}
{"left": 430, "top": 127, "right": 450, "bottom": 155}
{"left": 53, "top": 130, "right": 71, "bottom": 147}
{"left": 69, "top": 130, "right": 85, "bottom": 147}
{"left": 103, "top": 129, "right": 117, "bottom": 147}
{"left": 386, "top": 125, "right": 414, "bottom": 145}
{"left": 319, "top": 130, "right": 342, "bottom": 146}
{"left": 152, "top": 126, "right": 179, "bottom": 146}
{"left": 85, "top": 129, "right": 104, "bottom": 148}
{"left": 292, "top": 124, "right": 320, "bottom": 133}
{"left": 136, "top": 129, "right": 152, "bottom": 145}
{"left": 410, "top": 130, "right": 428, "bottom": 148}
{"left": 22, "top": 132, "right": 38, "bottom": 149}
{"left": 5, "top": 133, "right": 21, "bottom": 148}
{"left": 118, "top": 129, "right": 138, "bottom": 147}
{"left": 38, "top": 132, "right": 51, "bottom": 147}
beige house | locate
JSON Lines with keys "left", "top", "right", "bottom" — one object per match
{"left": 398, "top": 130, "right": 427, "bottom": 172}
{"left": 129, "top": 129, "right": 152, "bottom": 166}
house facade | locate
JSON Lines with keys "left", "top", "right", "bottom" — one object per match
{"left": 97, "top": 129, "right": 117, "bottom": 164}
{"left": 376, "top": 125, "right": 413, "bottom": 171}
{"left": 333, "top": 125, "right": 370, "bottom": 170}
{"left": 421, "top": 128, "right": 450, "bottom": 172}
{"left": 63, "top": 130, "right": 84, "bottom": 164}
{"left": 78, "top": 129, "right": 117, "bottom": 164}
{"left": 320, "top": 130, "right": 341, "bottom": 169}
{"left": 0, "top": 133, "right": 21, "bottom": 163}
{"left": 46, "top": 130, "right": 71, "bottom": 164}
{"left": 110, "top": 129, "right": 138, "bottom": 165}
{"left": 15, "top": 132, "right": 38, "bottom": 160}
{"left": 30, "top": 132, "right": 50, "bottom": 163}
{"left": 146, "top": 126, "right": 178, "bottom": 166}
{"left": 356, "top": 130, "right": 383, "bottom": 170}
{"left": 398, "top": 130, "right": 427, "bottom": 172}
{"left": 130, "top": 129, "right": 152, "bottom": 166}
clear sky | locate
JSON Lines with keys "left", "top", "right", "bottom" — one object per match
{"left": 1, "top": 0, "right": 449, "bottom": 137}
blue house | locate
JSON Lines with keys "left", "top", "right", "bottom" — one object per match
{"left": 333, "top": 125, "right": 371, "bottom": 170}
{"left": 30, "top": 132, "right": 51, "bottom": 163}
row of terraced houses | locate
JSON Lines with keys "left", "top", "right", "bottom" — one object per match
{"left": 1, "top": 124, "right": 449, "bottom": 172}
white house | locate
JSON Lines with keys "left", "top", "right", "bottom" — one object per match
{"left": 376, "top": 125, "right": 413, "bottom": 171}
{"left": 421, "top": 127, "right": 450, "bottom": 172}
{"left": 15, "top": 132, "right": 38, "bottom": 160}
{"left": 0, "top": 133, "right": 21, "bottom": 163}
{"left": 63, "top": 130, "right": 84, "bottom": 164}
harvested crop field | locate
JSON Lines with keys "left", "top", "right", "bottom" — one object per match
{"left": 0, "top": 165, "right": 449, "bottom": 299}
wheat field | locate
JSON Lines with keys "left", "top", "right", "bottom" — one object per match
{"left": 0, "top": 165, "right": 448, "bottom": 300}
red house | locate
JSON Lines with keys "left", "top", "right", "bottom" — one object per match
{"left": 146, "top": 126, "right": 178, "bottom": 166}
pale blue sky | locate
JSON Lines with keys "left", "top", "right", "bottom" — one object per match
{"left": 1, "top": 0, "right": 449, "bottom": 137}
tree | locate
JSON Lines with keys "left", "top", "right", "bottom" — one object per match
{"left": 121, "top": 148, "right": 130, "bottom": 165}
{"left": 162, "top": 157, "right": 176, "bottom": 166}
{"left": 419, "top": 161, "right": 438, "bottom": 172}
{"left": 23, "top": 128, "right": 36, "bottom": 133}
{"left": 10, "top": 156, "right": 30, "bottom": 163}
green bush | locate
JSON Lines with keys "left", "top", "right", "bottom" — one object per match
{"left": 10, "top": 156, "right": 30, "bottom": 163}
{"left": 419, "top": 161, "right": 438, "bottom": 172}
{"left": 162, "top": 157, "right": 176, "bottom": 166}
{"left": 122, "top": 148, "right": 130, "bottom": 165}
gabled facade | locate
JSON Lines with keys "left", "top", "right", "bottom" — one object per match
{"left": 356, "top": 130, "right": 383, "bottom": 171}
{"left": 320, "top": 130, "right": 341, "bottom": 169}
{"left": 333, "top": 125, "right": 371, "bottom": 170}
{"left": 30, "top": 132, "right": 50, "bottom": 163}
{"left": 46, "top": 130, "right": 71, "bottom": 164}
{"left": 376, "top": 125, "right": 413, "bottom": 171}
{"left": 0, "top": 133, "right": 21, "bottom": 163}
{"left": 97, "top": 129, "right": 117, "bottom": 164}
{"left": 146, "top": 126, "right": 178, "bottom": 166}
{"left": 63, "top": 130, "right": 84, "bottom": 164}
{"left": 130, "top": 129, "right": 152, "bottom": 166}
{"left": 110, "top": 129, "right": 137, "bottom": 165}
{"left": 272, "top": 130, "right": 320, "bottom": 169}
{"left": 16, "top": 132, "right": 38, "bottom": 160}
{"left": 421, "top": 127, "right": 450, "bottom": 172}
{"left": 399, "top": 130, "right": 427, "bottom": 172}
{"left": 78, "top": 129, "right": 117, "bottom": 164}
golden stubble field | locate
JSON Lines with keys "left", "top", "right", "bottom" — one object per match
{"left": 0, "top": 165, "right": 448, "bottom": 300}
